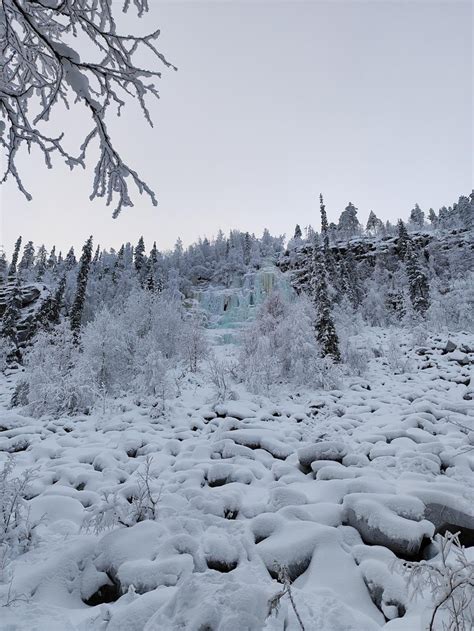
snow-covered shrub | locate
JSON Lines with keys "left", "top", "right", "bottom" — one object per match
{"left": 340, "top": 339, "right": 372, "bottom": 377}
{"left": 240, "top": 335, "right": 279, "bottom": 394}
{"left": 80, "top": 307, "right": 132, "bottom": 401}
{"left": 84, "top": 457, "right": 161, "bottom": 532}
{"left": 428, "top": 273, "right": 474, "bottom": 332}
{"left": 411, "top": 323, "right": 429, "bottom": 347}
{"left": 361, "top": 284, "right": 390, "bottom": 326}
{"left": 151, "top": 299, "right": 187, "bottom": 361}
{"left": 383, "top": 334, "right": 412, "bottom": 374}
{"left": 0, "top": 458, "right": 38, "bottom": 575}
{"left": 275, "top": 296, "right": 322, "bottom": 382}
{"left": 401, "top": 532, "right": 474, "bottom": 631}
{"left": 80, "top": 307, "right": 132, "bottom": 400}
{"left": 334, "top": 296, "right": 365, "bottom": 339}
{"left": 132, "top": 333, "right": 172, "bottom": 412}
{"left": 21, "top": 322, "right": 93, "bottom": 417}
{"left": 181, "top": 315, "right": 209, "bottom": 372}
{"left": 311, "top": 356, "right": 342, "bottom": 390}
{"left": 239, "top": 292, "right": 334, "bottom": 392}
{"left": 207, "top": 353, "right": 232, "bottom": 402}
{"left": 17, "top": 289, "right": 208, "bottom": 415}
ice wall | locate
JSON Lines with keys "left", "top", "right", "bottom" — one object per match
{"left": 193, "top": 264, "right": 294, "bottom": 329}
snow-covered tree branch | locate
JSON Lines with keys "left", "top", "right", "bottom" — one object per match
{"left": 0, "top": 0, "right": 175, "bottom": 216}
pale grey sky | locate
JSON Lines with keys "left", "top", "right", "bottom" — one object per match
{"left": 1, "top": 0, "right": 472, "bottom": 256}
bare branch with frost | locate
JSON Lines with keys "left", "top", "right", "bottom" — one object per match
{"left": 0, "top": 0, "right": 176, "bottom": 216}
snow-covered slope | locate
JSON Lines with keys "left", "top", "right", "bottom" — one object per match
{"left": 1, "top": 328, "right": 473, "bottom": 630}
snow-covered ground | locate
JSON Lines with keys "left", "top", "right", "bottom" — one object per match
{"left": 1, "top": 328, "right": 473, "bottom": 630}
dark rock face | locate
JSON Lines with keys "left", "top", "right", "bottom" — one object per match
{"left": 0, "top": 282, "right": 51, "bottom": 348}
{"left": 424, "top": 502, "right": 474, "bottom": 547}
{"left": 278, "top": 228, "right": 474, "bottom": 295}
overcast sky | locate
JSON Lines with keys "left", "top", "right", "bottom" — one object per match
{"left": 0, "top": 0, "right": 472, "bottom": 256}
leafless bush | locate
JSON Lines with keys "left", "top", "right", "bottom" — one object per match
{"left": 83, "top": 456, "right": 161, "bottom": 532}
{"left": 384, "top": 335, "right": 413, "bottom": 374}
{"left": 311, "top": 356, "right": 342, "bottom": 390}
{"left": 268, "top": 565, "right": 306, "bottom": 631}
{"left": 341, "top": 339, "right": 372, "bottom": 377}
{"left": 0, "top": 458, "right": 38, "bottom": 577}
{"left": 401, "top": 532, "right": 474, "bottom": 631}
{"left": 207, "top": 353, "right": 231, "bottom": 402}
{"left": 129, "top": 456, "right": 162, "bottom": 523}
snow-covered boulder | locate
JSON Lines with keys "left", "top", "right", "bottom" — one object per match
{"left": 297, "top": 441, "right": 347, "bottom": 470}
{"left": 408, "top": 488, "right": 474, "bottom": 546}
{"left": 142, "top": 570, "right": 273, "bottom": 631}
{"left": 343, "top": 493, "right": 435, "bottom": 558}
{"left": 443, "top": 340, "right": 457, "bottom": 353}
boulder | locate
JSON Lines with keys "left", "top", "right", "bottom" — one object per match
{"left": 443, "top": 340, "right": 457, "bottom": 353}
{"left": 424, "top": 501, "right": 474, "bottom": 546}
{"left": 297, "top": 441, "right": 347, "bottom": 470}
{"left": 343, "top": 493, "right": 434, "bottom": 558}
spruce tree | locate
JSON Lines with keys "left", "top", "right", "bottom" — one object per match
{"left": 146, "top": 242, "right": 158, "bottom": 291}
{"left": 428, "top": 208, "right": 438, "bottom": 228}
{"left": 112, "top": 244, "right": 125, "bottom": 284}
{"left": 35, "top": 245, "right": 47, "bottom": 280}
{"left": 438, "top": 206, "right": 449, "bottom": 228}
{"left": 47, "top": 246, "right": 57, "bottom": 270}
{"left": 156, "top": 275, "right": 164, "bottom": 294}
{"left": 1, "top": 282, "right": 22, "bottom": 361}
{"left": 338, "top": 202, "right": 360, "bottom": 239}
{"left": 18, "top": 241, "right": 35, "bottom": 276}
{"left": 366, "top": 210, "right": 383, "bottom": 235}
{"left": 8, "top": 236, "right": 22, "bottom": 279}
{"left": 65, "top": 247, "right": 77, "bottom": 270}
{"left": 294, "top": 224, "right": 302, "bottom": 240}
{"left": 0, "top": 251, "right": 7, "bottom": 285}
{"left": 396, "top": 220, "right": 410, "bottom": 259}
{"left": 319, "top": 193, "right": 339, "bottom": 289}
{"left": 319, "top": 193, "right": 329, "bottom": 249}
{"left": 405, "top": 241, "right": 430, "bottom": 316}
{"left": 134, "top": 236, "right": 146, "bottom": 276}
{"left": 311, "top": 238, "right": 340, "bottom": 361}
{"left": 409, "top": 204, "right": 425, "bottom": 230}
{"left": 243, "top": 232, "right": 252, "bottom": 265}
{"left": 36, "top": 275, "right": 66, "bottom": 330}
{"left": 92, "top": 245, "right": 101, "bottom": 266}
{"left": 70, "top": 236, "right": 93, "bottom": 340}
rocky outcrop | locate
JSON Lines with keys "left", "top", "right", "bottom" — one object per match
{"left": 0, "top": 282, "right": 51, "bottom": 346}
{"left": 278, "top": 228, "right": 474, "bottom": 294}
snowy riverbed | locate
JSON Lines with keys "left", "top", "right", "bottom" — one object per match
{"left": 1, "top": 328, "right": 473, "bottom": 630}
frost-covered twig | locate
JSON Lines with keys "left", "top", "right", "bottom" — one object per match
{"left": 207, "top": 353, "right": 231, "bottom": 402}
{"left": 0, "top": 0, "right": 176, "bottom": 216}
{"left": 401, "top": 532, "right": 474, "bottom": 631}
{"left": 267, "top": 565, "right": 306, "bottom": 631}
{"left": 82, "top": 456, "right": 162, "bottom": 531}
{"left": 0, "top": 457, "right": 39, "bottom": 572}
{"left": 0, "top": 576, "right": 29, "bottom": 607}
